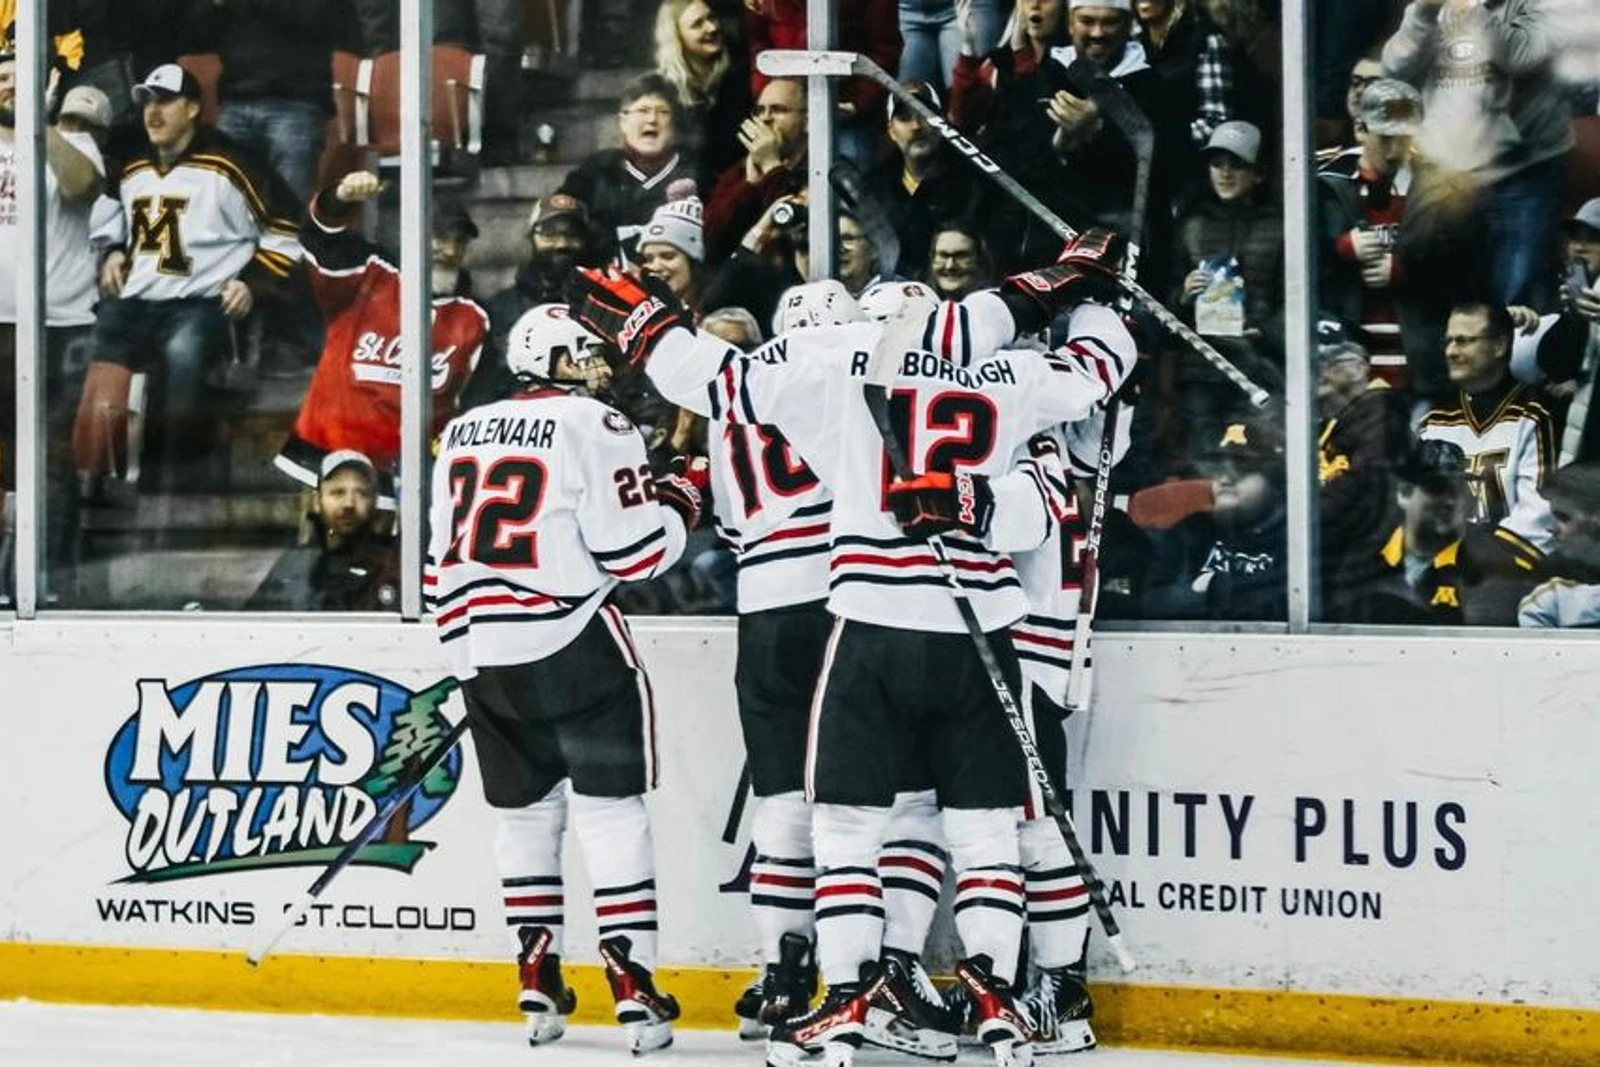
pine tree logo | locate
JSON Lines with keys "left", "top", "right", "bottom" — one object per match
{"left": 361, "top": 679, "right": 460, "bottom": 845}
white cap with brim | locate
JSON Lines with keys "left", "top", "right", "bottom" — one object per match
{"left": 1204, "top": 120, "right": 1261, "bottom": 166}
{"left": 319, "top": 449, "right": 377, "bottom": 484}
{"left": 131, "top": 63, "right": 201, "bottom": 104}
{"left": 60, "top": 85, "right": 113, "bottom": 129}
{"left": 1568, "top": 198, "right": 1600, "bottom": 235}
{"left": 1068, "top": 0, "right": 1133, "bottom": 10}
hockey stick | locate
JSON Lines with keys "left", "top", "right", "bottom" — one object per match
{"left": 1061, "top": 62, "right": 1147, "bottom": 715}
{"left": 756, "top": 49, "right": 1270, "bottom": 409}
{"left": 246, "top": 712, "right": 469, "bottom": 966}
{"left": 722, "top": 761, "right": 752, "bottom": 844}
{"left": 862, "top": 323, "right": 1136, "bottom": 973}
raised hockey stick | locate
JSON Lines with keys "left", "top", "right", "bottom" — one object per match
{"left": 246, "top": 713, "right": 469, "bottom": 966}
{"left": 862, "top": 320, "right": 1136, "bottom": 973}
{"left": 756, "top": 49, "right": 1270, "bottom": 409}
{"left": 1061, "top": 62, "right": 1147, "bottom": 715}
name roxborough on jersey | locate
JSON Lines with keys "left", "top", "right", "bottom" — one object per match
{"left": 754, "top": 339, "right": 1019, "bottom": 387}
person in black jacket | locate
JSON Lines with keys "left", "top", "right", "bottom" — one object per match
{"left": 186, "top": 0, "right": 349, "bottom": 202}
{"left": 1142, "top": 417, "right": 1287, "bottom": 621}
{"left": 557, "top": 72, "right": 698, "bottom": 260}
{"left": 248, "top": 449, "right": 400, "bottom": 611}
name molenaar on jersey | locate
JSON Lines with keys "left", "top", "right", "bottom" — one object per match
{"left": 445, "top": 415, "right": 559, "bottom": 451}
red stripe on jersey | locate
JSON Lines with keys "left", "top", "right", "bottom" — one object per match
{"left": 423, "top": 573, "right": 438, "bottom": 586}
{"left": 751, "top": 873, "right": 816, "bottom": 889}
{"left": 761, "top": 521, "right": 832, "bottom": 544}
{"left": 609, "top": 549, "right": 666, "bottom": 578}
{"left": 436, "top": 590, "right": 555, "bottom": 627}
{"left": 504, "top": 894, "right": 563, "bottom": 908}
{"left": 1013, "top": 630, "right": 1074, "bottom": 650}
{"left": 1028, "top": 886, "right": 1089, "bottom": 903}
{"left": 880, "top": 855, "right": 944, "bottom": 880}
{"left": 832, "top": 551, "right": 1012, "bottom": 574}
{"left": 940, "top": 305, "right": 957, "bottom": 359}
{"left": 957, "top": 876, "right": 1023, "bottom": 894}
{"left": 595, "top": 899, "right": 656, "bottom": 918}
{"left": 816, "top": 882, "right": 882, "bottom": 899}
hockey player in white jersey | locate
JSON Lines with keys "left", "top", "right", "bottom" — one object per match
{"left": 569, "top": 228, "right": 1135, "bottom": 1067}
{"left": 425, "top": 304, "right": 704, "bottom": 1055}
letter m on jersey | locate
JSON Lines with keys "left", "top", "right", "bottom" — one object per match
{"left": 129, "top": 196, "right": 193, "bottom": 276}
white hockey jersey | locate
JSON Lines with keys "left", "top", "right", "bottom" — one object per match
{"left": 646, "top": 293, "right": 1136, "bottom": 633}
{"left": 1011, "top": 404, "right": 1131, "bottom": 700}
{"left": 1418, "top": 379, "right": 1556, "bottom": 555}
{"left": 425, "top": 389, "right": 689, "bottom": 674}
{"left": 116, "top": 129, "right": 302, "bottom": 302}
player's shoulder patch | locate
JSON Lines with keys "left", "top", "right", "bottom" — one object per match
{"left": 602, "top": 409, "right": 635, "bottom": 436}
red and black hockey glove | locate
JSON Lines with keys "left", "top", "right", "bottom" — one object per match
{"left": 887, "top": 470, "right": 995, "bottom": 541}
{"left": 567, "top": 267, "right": 690, "bottom": 367}
{"left": 1000, "top": 227, "right": 1126, "bottom": 329}
{"left": 654, "top": 455, "right": 709, "bottom": 530}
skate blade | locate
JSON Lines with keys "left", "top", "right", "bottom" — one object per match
{"left": 860, "top": 1011, "right": 958, "bottom": 1062}
{"left": 524, "top": 1013, "right": 567, "bottom": 1046}
{"left": 987, "top": 1037, "right": 1035, "bottom": 1067}
{"left": 1033, "top": 1019, "right": 1096, "bottom": 1056}
{"left": 622, "top": 1018, "right": 673, "bottom": 1055}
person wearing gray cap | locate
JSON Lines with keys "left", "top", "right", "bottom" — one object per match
{"left": 1315, "top": 78, "right": 1427, "bottom": 383}
{"left": 0, "top": 51, "right": 106, "bottom": 497}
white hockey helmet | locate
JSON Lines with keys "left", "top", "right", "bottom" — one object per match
{"left": 858, "top": 280, "right": 940, "bottom": 324}
{"left": 772, "top": 279, "right": 866, "bottom": 335}
{"left": 505, "top": 304, "right": 609, "bottom": 391}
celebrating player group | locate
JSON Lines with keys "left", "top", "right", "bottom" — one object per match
{"left": 423, "top": 221, "right": 1138, "bottom": 1067}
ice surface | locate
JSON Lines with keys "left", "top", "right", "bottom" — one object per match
{"left": 0, "top": 1001, "right": 1386, "bottom": 1067}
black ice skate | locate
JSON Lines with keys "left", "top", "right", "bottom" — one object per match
{"left": 516, "top": 925, "right": 576, "bottom": 1047}
{"left": 954, "top": 955, "right": 1035, "bottom": 1067}
{"left": 861, "top": 947, "right": 959, "bottom": 1062}
{"left": 736, "top": 974, "right": 767, "bottom": 1040}
{"left": 765, "top": 963, "right": 884, "bottom": 1067}
{"left": 1023, "top": 962, "right": 1095, "bottom": 1056}
{"left": 739, "top": 934, "right": 817, "bottom": 1040}
{"left": 598, "top": 934, "right": 680, "bottom": 1055}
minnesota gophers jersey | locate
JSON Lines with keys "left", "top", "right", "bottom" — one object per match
{"left": 277, "top": 193, "right": 486, "bottom": 485}
{"left": 116, "top": 128, "right": 302, "bottom": 301}
{"left": 1418, "top": 379, "right": 1556, "bottom": 555}
{"left": 646, "top": 293, "right": 1136, "bottom": 633}
{"left": 425, "top": 391, "right": 689, "bottom": 674}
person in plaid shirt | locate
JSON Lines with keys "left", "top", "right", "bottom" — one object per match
{"left": 1133, "top": 0, "right": 1235, "bottom": 160}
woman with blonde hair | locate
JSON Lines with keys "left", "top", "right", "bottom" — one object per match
{"left": 653, "top": 0, "right": 752, "bottom": 186}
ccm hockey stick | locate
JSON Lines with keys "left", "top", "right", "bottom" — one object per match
{"left": 1062, "top": 60, "right": 1149, "bottom": 714}
{"left": 862, "top": 316, "right": 1136, "bottom": 972}
{"left": 246, "top": 712, "right": 469, "bottom": 966}
{"left": 756, "top": 48, "right": 1270, "bottom": 409}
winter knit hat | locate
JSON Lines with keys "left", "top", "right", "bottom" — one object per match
{"left": 639, "top": 195, "right": 704, "bottom": 263}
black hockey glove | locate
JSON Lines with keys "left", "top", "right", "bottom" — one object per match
{"left": 654, "top": 455, "right": 709, "bottom": 530}
{"left": 567, "top": 267, "right": 690, "bottom": 367}
{"left": 887, "top": 470, "right": 995, "bottom": 541}
{"left": 999, "top": 227, "right": 1125, "bottom": 332}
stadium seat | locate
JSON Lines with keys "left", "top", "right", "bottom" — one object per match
{"left": 176, "top": 54, "right": 222, "bottom": 127}
{"left": 329, "top": 46, "right": 485, "bottom": 160}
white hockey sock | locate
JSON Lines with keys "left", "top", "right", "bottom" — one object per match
{"left": 944, "top": 806, "right": 1025, "bottom": 981}
{"left": 749, "top": 791, "right": 816, "bottom": 964}
{"left": 1019, "top": 816, "right": 1091, "bottom": 969}
{"left": 495, "top": 784, "right": 569, "bottom": 959}
{"left": 812, "top": 802, "right": 891, "bottom": 986}
{"left": 570, "top": 791, "right": 660, "bottom": 971}
{"left": 879, "top": 789, "right": 947, "bottom": 957}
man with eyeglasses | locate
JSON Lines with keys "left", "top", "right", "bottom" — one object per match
{"left": 705, "top": 78, "right": 807, "bottom": 262}
{"left": 1418, "top": 301, "right": 1555, "bottom": 570}
{"left": 557, "top": 73, "right": 696, "bottom": 260}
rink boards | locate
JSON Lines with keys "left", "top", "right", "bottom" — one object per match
{"left": 0, "top": 617, "right": 1597, "bottom": 1066}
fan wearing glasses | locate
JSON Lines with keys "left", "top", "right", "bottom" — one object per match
{"left": 704, "top": 78, "right": 809, "bottom": 262}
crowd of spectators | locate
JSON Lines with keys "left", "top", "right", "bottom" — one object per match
{"left": 3, "top": 0, "right": 1600, "bottom": 627}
